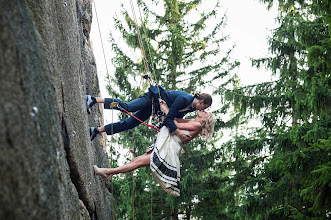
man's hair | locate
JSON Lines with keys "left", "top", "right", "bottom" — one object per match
{"left": 194, "top": 93, "right": 212, "bottom": 106}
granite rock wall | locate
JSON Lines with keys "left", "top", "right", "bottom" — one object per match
{"left": 0, "top": 0, "right": 115, "bottom": 219}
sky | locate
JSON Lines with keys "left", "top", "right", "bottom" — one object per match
{"left": 89, "top": 0, "right": 279, "bottom": 145}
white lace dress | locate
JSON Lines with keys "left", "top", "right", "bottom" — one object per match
{"left": 147, "top": 126, "right": 187, "bottom": 197}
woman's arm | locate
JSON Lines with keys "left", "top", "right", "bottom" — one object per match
{"left": 174, "top": 121, "right": 201, "bottom": 143}
{"left": 174, "top": 121, "right": 201, "bottom": 131}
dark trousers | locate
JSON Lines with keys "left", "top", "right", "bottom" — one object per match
{"left": 104, "top": 92, "right": 153, "bottom": 135}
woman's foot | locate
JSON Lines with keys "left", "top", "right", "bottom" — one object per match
{"left": 93, "top": 165, "right": 112, "bottom": 181}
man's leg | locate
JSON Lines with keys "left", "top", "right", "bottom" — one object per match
{"left": 89, "top": 92, "right": 153, "bottom": 140}
{"left": 104, "top": 92, "right": 153, "bottom": 112}
{"left": 104, "top": 106, "right": 152, "bottom": 135}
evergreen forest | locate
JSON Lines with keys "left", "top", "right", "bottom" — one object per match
{"left": 103, "top": 0, "right": 330, "bottom": 219}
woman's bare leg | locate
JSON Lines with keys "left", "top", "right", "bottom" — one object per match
{"left": 94, "top": 152, "right": 151, "bottom": 177}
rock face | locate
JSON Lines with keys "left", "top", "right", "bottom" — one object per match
{"left": 0, "top": 0, "right": 115, "bottom": 219}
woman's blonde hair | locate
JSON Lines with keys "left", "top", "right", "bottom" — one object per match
{"left": 199, "top": 113, "right": 215, "bottom": 141}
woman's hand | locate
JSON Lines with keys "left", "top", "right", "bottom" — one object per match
{"left": 159, "top": 98, "right": 169, "bottom": 115}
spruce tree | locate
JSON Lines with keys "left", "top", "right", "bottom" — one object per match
{"left": 222, "top": 1, "right": 330, "bottom": 218}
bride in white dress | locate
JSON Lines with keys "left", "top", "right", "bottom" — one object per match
{"left": 93, "top": 100, "right": 215, "bottom": 196}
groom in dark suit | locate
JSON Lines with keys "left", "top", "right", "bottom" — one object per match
{"left": 86, "top": 85, "right": 212, "bottom": 143}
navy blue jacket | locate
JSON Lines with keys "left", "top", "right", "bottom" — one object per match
{"left": 149, "top": 85, "right": 195, "bottom": 133}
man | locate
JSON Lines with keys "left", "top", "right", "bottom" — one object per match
{"left": 86, "top": 85, "right": 212, "bottom": 143}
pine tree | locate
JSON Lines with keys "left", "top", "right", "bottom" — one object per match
{"left": 106, "top": 0, "right": 238, "bottom": 219}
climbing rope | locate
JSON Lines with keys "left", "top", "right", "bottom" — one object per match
{"left": 129, "top": 0, "right": 162, "bottom": 99}
{"left": 129, "top": 0, "right": 150, "bottom": 78}
{"left": 137, "top": 5, "right": 159, "bottom": 93}
{"left": 127, "top": 2, "right": 165, "bottom": 219}
{"left": 127, "top": 2, "right": 151, "bottom": 219}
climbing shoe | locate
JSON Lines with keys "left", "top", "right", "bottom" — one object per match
{"left": 85, "top": 95, "right": 96, "bottom": 114}
{"left": 89, "top": 127, "right": 99, "bottom": 141}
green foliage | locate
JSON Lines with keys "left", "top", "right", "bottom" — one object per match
{"left": 221, "top": 1, "right": 331, "bottom": 219}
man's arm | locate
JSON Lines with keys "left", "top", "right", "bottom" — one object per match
{"left": 160, "top": 101, "right": 192, "bottom": 124}
{"left": 173, "top": 129, "right": 191, "bottom": 144}
{"left": 160, "top": 97, "right": 192, "bottom": 143}
{"left": 163, "top": 96, "right": 188, "bottom": 133}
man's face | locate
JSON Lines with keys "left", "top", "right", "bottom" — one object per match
{"left": 195, "top": 100, "right": 210, "bottom": 110}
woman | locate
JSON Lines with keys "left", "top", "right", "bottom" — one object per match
{"left": 93, "top": 101, "right": 215, "bottom": 196}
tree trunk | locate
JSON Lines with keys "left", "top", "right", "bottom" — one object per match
{"left": 170, "top": 208, "right": 179, "bottom": 220}
{"left": 185, "top": 205, "right": 192, "bottom": 219}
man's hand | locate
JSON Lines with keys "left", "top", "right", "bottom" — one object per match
{"left": 173, "top": 129, "right": 191, "bottom": 144}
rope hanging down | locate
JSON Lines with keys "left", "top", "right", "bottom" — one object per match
{"left": 129, "top": 0, "right": 161, "bottom": 99}
{"left": 129, "top": 0, "right": 150, "bottom": 78}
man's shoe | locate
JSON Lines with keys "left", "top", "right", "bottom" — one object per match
{"left": 89, "top": 127, "right": 99, "bottom": 141}
{"left": 85, "top": 95, "right": 96, "bottom": 114}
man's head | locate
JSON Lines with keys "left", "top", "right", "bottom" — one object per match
{"left": 193, "top": 93, "right": 212, "bottom": 110}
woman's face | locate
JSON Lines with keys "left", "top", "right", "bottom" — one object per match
{"left": 197, "top": 110, "right": 210, "bottom": 119}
